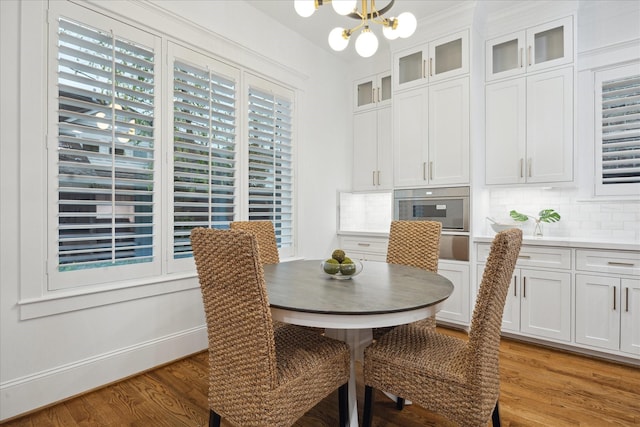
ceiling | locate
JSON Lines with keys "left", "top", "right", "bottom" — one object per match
{"left": 245, "top": 0, "right": 470, "bottom": 62}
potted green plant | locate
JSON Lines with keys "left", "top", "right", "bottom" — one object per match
{"left": 510, "top": 209, "right": 561, "bottom": 237}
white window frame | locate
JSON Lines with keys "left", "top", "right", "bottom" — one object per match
{"left": 594, "top": 62, "right": 640, "bottom": 197}
{"left": 244, "top": 73, "right": 296, "bottom": 259}
{"left": 47, "top": 4, "right": 162, "bottom": 290}
{"left": 167, "top": 42, "right": 241, "bottom": 273}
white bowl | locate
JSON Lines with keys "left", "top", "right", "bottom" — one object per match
{"left": 490, "top": 222, "right": 522, "bottom": 233}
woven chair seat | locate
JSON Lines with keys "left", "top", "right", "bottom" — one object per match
{"left": 365, "top": 324, "right": 468, "bottom": 390}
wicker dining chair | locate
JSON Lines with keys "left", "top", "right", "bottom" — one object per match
{"left": 373, "top": 220, "right": 442, "bottom": 340}
{"left": 190, "top": 228, "right": 350, "bottom": 427}
{"left": 230, "top": 220, "right": 280, "bottom": 264}
{"left": 363, "top": 228, "right": 523, "bottom": 427}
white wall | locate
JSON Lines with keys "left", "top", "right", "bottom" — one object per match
{"left": 0, "top": 0, "right": 351, "bottom": 420}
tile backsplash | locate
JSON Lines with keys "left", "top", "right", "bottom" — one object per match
{"left": 487, "top": 187, "right": 640, "bottom": 242}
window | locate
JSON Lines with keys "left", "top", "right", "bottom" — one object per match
{"left": 50, "top": 9, "right": 159, "bottom": 290}
{"left": 38, "top": 1, "right": 296, "bottom": 304}
{"left": 247, "top": 76, "right": 294, "bottom": 254}
{"left": 170, "top": 43, "right": 240, "bottom": 269}
{"left": 595, "top": 63, "right": 640, "bottom": 197}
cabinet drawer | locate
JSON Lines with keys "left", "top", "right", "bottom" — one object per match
{"left": 576, "top": 249, "right": 640, "bottom": 276}
{"left": 340, "top": 237, "right": 388, "bottom": 255}
{"left": 477, "top": 244, "right": 571, "bottom": 270}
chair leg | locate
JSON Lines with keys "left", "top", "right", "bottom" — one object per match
{"left": 396, "top": 396, "right": 405, "bottom": 410}
{"left": 338, "top": 383, "right": 349, "bottom": 427}
{"left": 491, "top": 401, "right": 501, "bottom": 427}
{"left": 363, "top": 385, "right": 374, "bottom": 427}
{"left": 209, "top": 409, "right": 221, "bottom": 427}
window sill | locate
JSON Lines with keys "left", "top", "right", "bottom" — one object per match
{"left": 18, "top": 273, "right": 199, "bottom": 320}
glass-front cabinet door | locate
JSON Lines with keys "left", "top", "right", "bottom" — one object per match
{"left": 354, "top": 72, "right": 391, "bottom": 111}
{"left": 394, "top": 30, "right": 469, "bottom": 91}
{"left": 526, "top": 16, "right": 573, "bottom": 73}
{"left": 485, "top": 31, "right": 526, "bottom": 81}
{"left": 486, "top": 16, "right": 573, "bottom": 81}
{"left": 429, "top": 30, "right": 469, "bottom": 83}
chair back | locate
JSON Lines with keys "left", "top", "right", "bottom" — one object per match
{"left": 386, "top": 220, "right": 442, "bottom": 272}
{"left": 467, "top": 228, "right": 522, "bottom": 387}
{"left": 190, "top": 228, "right": 277, "bottom": 412}
{"left": 230, "top": 220, "right": 280, "bottom": 264}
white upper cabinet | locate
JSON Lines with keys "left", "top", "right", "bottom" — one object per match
{"left": 353, "top": 106, "right": 393, "bottom": 191}
{"left": 394, "top": 77, "right": 470, "bottom": 187}
{"left": 393, "top": 30, "right": 469, "bottom": 91}
{"left": 486, "top": 16, "right": 573, "bottom": 81}
{"left": 354, "top": 72, "right": 391, "bottom": 112}
{"left": 485, "top": 66, "right": 573, "bottom": 185}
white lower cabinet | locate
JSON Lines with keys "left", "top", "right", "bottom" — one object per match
{"left": 476, "top": 264, "right": 571, "bottom": 341}
{"left": 575, "top": 249, "right": 640, "bottom": 357}
{"left": 476, "top": 241, "right": 640, "bottom": 362}
{"left": 476, "top": 243, "right": 572, "bottom": 343}
{"left": 338, "top": 235, "right": 389, "bottom": 262}
{"left": 437, "top": 261, "right": 470, "bottom": 324}
{"left": 518, "top": 268, "right": 571, "bottom": 341}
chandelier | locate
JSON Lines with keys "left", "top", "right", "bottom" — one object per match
{"left": 293, "top": 0, "right": 417, "bottom": 58}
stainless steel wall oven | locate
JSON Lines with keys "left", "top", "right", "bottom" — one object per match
{"left": 394, "top": 187, "right": 470, "bottom": 261}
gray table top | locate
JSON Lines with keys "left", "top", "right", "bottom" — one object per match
{"left": 263, "top": 260, "right": 454, "bottom": 316}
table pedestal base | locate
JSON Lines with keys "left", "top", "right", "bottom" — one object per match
{"left": 325, "top": 328, "right": 372, "bottom": 427}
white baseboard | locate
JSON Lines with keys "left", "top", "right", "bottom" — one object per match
{"left": 0, "top": 326, "right": 208, "bottom": 422}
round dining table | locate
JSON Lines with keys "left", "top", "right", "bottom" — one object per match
{"left": 262, "top": 259, "right": 454, "bottom": 427}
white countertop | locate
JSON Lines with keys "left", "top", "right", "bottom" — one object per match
{"left": 473, "top": 235, "right": 640, "bottom": 251}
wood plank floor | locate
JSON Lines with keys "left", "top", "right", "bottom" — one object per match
{"left": 3, "top": 328, "right": 640, "bottom": 426}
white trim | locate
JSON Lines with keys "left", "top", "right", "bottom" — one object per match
{"left": 578, "top": 38, "right": 640, "bottom": 71}
{"left": 0, "top": 326, "right": 207, "bottom": 421}
{"left": 19, "top": 273, "right": 198, "bottom": 320}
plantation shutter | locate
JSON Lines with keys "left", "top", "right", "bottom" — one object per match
{"left": 171, "top": 48, "right": 238, "bottom": 261}
{"left": 247, "top": 82, "right": 294, "bottom": 250}
{"left": 595, "top": 63, "right": 640, "bottom": 196}
{"left": 55, "top": 16, "right": 156, "bottom": 284}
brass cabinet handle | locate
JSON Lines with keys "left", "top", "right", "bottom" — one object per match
{"left": 519, "top": 47, "right": 524, "bottom": 68}
{"left": 613, "top": 286, "right": 617, "bottom": 311}
{"left": 523, "top": 277, "right": 527, "bottom": 298}
{"left": 357, "top": 243, "right": 371, "bottom": 247}
{"left": 513, "top": 276, "right": 517, "bottom": 297}
{"left": 518, "top": 255, "right": 531, "bottom": 259}
{"left": 422, "top": 59, "right": 426, "bottom": 79}
{"left": 423, "top": 162, "right": 427, "bottom": 180}
{"left": 520, "top": 158, "right": 524, "bottom": 178}
{"left": 429, "top": 58, "right": 433, "bottom": 77}
{"left": 429, "top": 161, "right": 434, "bottom": 180}
{"left": 528, "top": 45, "right": 532, "bottom": 66}
{"left": 528, "top": 158, "right": 532, "bottom": 178}
{"left": 377, "top": 170, "right": 381, "bottom": 186}
{"left": 372, "top": 171, "right": 376, "bottom": 186}
{"left": 608, "top": 261, "right": 635, "bottom": 267}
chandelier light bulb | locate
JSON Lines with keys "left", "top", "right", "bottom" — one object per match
{"left": 332, "top": 0, "right": 357, "bottom": 15}
{"left": 355, "top": 28, "right": 378, "bottom": 58}
{"left": 382, "top": 19, "right": 399, "bottom": 40}
{"left": 294, "top": 0, "right": 316, "bottom": 18}
{"left": 396, "top": 12, "right": 417, "bottom": 38}
{"left": 328, "top": 27, "right": 349, "bottom": 51}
